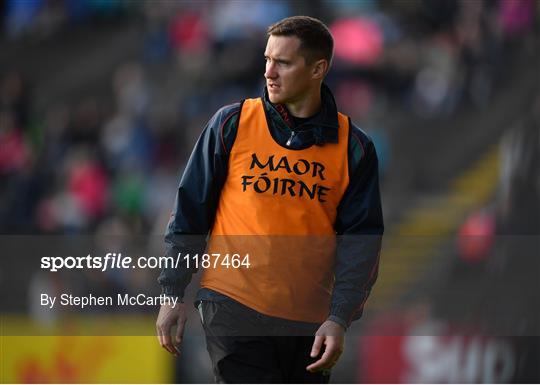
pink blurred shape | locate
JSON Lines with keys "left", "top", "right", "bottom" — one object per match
{"left": 330, "top": 17, "right": 383, "bottom": 66}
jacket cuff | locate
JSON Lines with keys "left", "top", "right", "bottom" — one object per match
{"left": 329, "top": 304, "right": 357, "bottom": 328}
{"left": 161, "top": 285, "right": 184, "bottom": 298}
{"left": 327, "top": 315, "right": 348, "bottom": 331}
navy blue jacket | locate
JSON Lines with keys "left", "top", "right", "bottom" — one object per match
{"left": 158, "top": 84, "right": 383, "bottom": 328}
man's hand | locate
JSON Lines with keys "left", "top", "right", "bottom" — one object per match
{"left": 306, "top": 320, "right": 345, "bottom": 373}
{"left": 156, "top": 301, "right": 187, "bottom": 356}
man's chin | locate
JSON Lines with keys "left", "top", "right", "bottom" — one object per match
{"left": 268, "top": 93, "right": 283, "bottom": 104}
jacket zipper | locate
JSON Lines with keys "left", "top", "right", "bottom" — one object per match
{"left": 286, "top": 130, "right": 296, "bottom": 147}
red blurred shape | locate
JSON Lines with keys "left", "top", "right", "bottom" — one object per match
{"left": 457, "top": 209, "right": 495, "bottom": 263}
{"left": 68, "top": 161, "right": 108, "bottom": 219}
{"left": 17, "top": 357, "right": 50, "bottom": 383}
{"left": 330, "top": 18, "right": 383, "bottom": 66}
{"left": 0, "top": 128, "right": 29, "bottom": 174}
{"left": 169, "top": 12, "right": 210, "bottom": 53}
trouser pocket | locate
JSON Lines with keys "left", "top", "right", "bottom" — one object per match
{"left": 197, "top": 300, "right": 205, "bottom": 324}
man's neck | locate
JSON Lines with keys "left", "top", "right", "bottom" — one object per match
{"left": 285, "top": 86, "right": 322, "bottom": 118}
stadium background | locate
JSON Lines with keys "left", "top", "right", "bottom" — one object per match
{"left": 1, "top": 0, "right": 539, "bottom": 383}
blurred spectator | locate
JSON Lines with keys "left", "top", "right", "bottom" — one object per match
{"left": 0, "top": 110, "right": 29, "bottom": 175}
{"left": 1, "top": 71, "right": 30, "bottom": 130}
{"left": 66, "top": 148, "right": 108, "bottom": 222}
{"left": 4, "top": 0, "right": 43, "bottom": 39}
{"left": 209, "top": 0, "right": 290, "bottom": 44}
{"left": 331, "top": 17, "right": 384, "bottom": 66}
{"left": 412, "top": 31, "right": 460, "bottom": 117}
{"left": 498, "top": 0, "right": 536, "bottom": 39}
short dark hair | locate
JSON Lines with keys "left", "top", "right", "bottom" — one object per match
{"left": 267, "top": 16, "right": 333, "bottom": 65}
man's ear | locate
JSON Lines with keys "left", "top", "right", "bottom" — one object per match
{"left": 312, "top": 59, "right": 329, "bottom": 80}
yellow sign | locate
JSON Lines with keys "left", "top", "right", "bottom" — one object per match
{"left": 1, "top": 316, "right": 172, "bottom": 383}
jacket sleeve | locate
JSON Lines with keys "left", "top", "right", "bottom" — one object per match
{"left": 158, "top": 103, "right": 241, "bottom": 297}
{"left": 330, "top": 124, "right": 384, "bottom": 328}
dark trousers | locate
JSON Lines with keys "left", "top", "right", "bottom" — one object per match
{"left": 197, "top": 298, "right": 331, "bottom": 384}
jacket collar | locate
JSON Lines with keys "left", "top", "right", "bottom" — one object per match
{"left": 262, "top": 83, "right": 339, "bottom": 145}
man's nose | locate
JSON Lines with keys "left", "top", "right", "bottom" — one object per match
{"left": 265, "top": 62, "right": 277, "bottom": 79}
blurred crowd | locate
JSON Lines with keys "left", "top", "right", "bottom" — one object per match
{"left": 1, "top": 0, "right": 537, "bottom": 238}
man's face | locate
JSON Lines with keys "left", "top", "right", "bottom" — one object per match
{"left": 264, "top": 35, "right": 315, "bottom": 105}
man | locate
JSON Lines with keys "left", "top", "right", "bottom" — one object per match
{"left": 157, "top": 16, "right": 383, "bottom": 383}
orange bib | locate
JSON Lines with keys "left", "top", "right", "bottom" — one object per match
{"left": 201, "top": 98, "right": 350, "bottom": 322}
